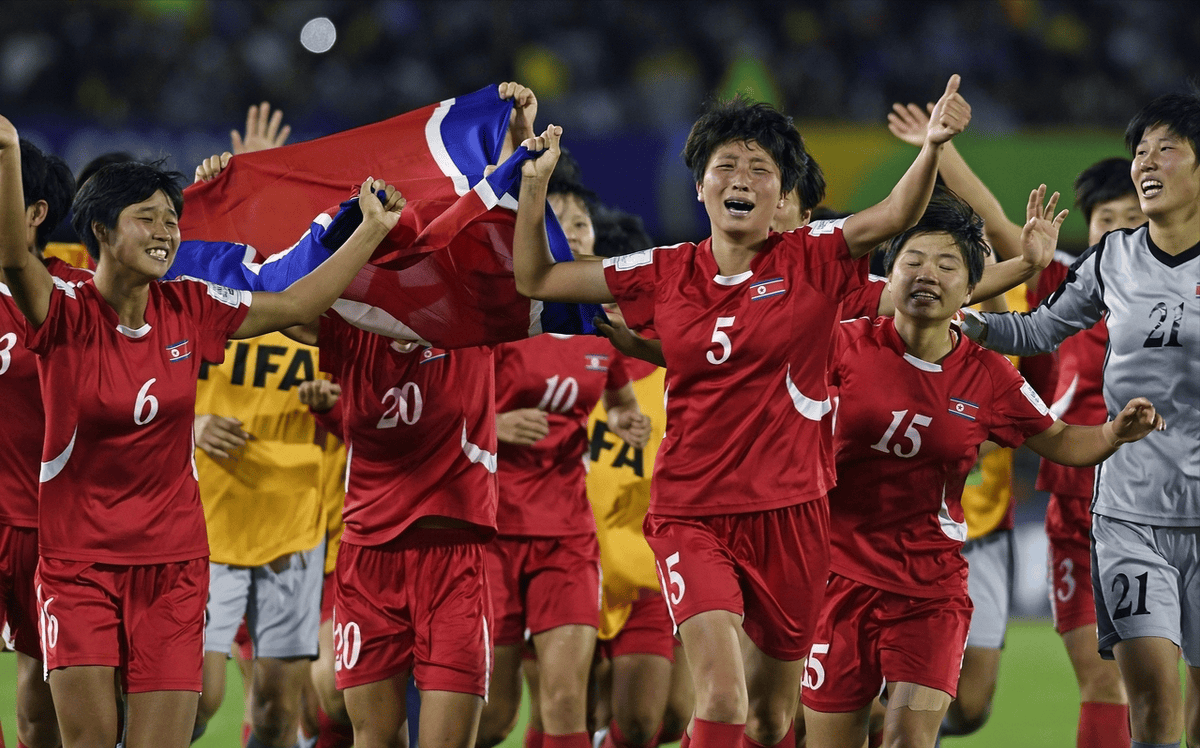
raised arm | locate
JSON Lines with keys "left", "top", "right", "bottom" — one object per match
{"left": 968, "top": 186, "right": 1066, "bottom": 303}
{"left": 513, "top": 126, "right": 613, "bottom": 303}
{"left": 0, "top": 116, "right": 54, "bottom": 327}
{"left": 231, "top": 101, "right": 291, "bottom": 155}
{"left": 232, "top": 178, "right": 404, "bottom": 339}
{"left": 1024, "top": 397, "right": 1164, "bottom": 467}
{"left": 841, "top": 75, "right": 971, "bottom": 258}
{"left": 887, "top": 101, "right": 1025, "bottom": 261}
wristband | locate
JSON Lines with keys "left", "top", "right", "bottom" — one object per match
{"left": 958, "top": 308, "right": 987, "bottom": 342}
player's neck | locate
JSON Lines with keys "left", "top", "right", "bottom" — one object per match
{"left": 709, "top": 230, "right": 767, "bottom": 276}
{"left": 93, "top": 263, "right": 151, "bottom": 328}
{"left": 1148, "top": 207, "right": 1200, "bottom": 255}
{"left": 894, "top": 315, "right": 955, "bottom": 364}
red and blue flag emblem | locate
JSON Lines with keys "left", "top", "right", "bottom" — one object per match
{"left": 166, "top": 339, "right": 192, "bottom": 363}
{"left": 948, "top": 397, "right": 979, "bottom": 421}
{"left": 750, "top": 277, "right": 786, "bottom": 301}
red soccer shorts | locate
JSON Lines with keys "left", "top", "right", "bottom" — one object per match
{"left": 485, "top": 533, "right": 601, "bottom": 646}
{"left": 0, "top": 524, "right": 41, "bottom": 658}
{"left": 644, "top": 499, "right": 830, "bottom": 661}
{"left": 600, "top": 592, "right": 676, "bottom": 662}
{"left": 1046, "top": 492, "right": 1096, "bottom": 634}
{"left": 801, "top": 573, "right": 972, "bottom": 712}
{"left": 333, "top": 531, "right": 493, "bottom": 696}
{"left": 321, "top": 571, "right": 336, "bottom": 625}
{"left": 35, "top": 556, "right": 208, "bottom": 693}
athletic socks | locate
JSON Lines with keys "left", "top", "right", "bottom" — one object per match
{"left": 692, "top": 718, "right": 745, "bottom": 748}
{"left": 543, "top": 733, "right": 591, "bottom": 748}
{"left": 1078, "top": 702, "right": 1130, "bottom": 748}
{"left": 525, "top": 727, "right": 546, "bottom": 748}
{"left": 1129, "top": 742, "right": 1180, "bottom": 748}
{"left": 741, "top": 722, "right": 795, "bottom": 748}
{"left": 315, "top": 707, "right": 355, "bottom": 748}
{"left": 601, "top": 720, "right": 661, "bottom": 748}
{"left": 680, "top": 726, "right": 692, "bottom": 748}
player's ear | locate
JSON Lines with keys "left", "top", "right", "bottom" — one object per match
{"left": 26, "top": 200, "right": 49, "bottom": 228}
{"left": 696, "top": 182, "right": 704, "bottom": 203}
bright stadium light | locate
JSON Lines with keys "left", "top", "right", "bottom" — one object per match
{"left": 300, "top": 17, "right": 336, "bottom": 54}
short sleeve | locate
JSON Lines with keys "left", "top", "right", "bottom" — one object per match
{"left": 839, "top": 276, "right": 886, "bottom": 320}
{"left": 24, "top": 277, "right": 78, "bottom": 356}
{"left": 605, "top": 349, "right": 633, "bottom": 391}
{"left": 785, "top": 218, "right": 867, "bottom": 300}
{"left": 179, "top": 279, "right": 252, "bottom": 363}
{"left": 985, "top": 357, "right": 1057, "bottom": 448}
{"left": 602, "top": 248, "right": 658, "bottom": 331}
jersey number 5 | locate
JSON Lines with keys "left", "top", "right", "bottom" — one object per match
{"left": 870, "top": 409, "right": 932, "bottom": 458}
{"left": 707, "top": 317, "right": 736, "bottom": 365}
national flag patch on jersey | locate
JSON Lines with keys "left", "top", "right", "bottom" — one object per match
{"left": 1194, "top": 282, "right": 1199, "bottom": 297}
{"left": 166, "top": 339, "right": 192, "bottom": 362}
{"left": 750, "top": 277, "right": 786, "bottom": 301}
{"left": 585, "top": 353, "right": 610, "bottom": 372}
{"left": 419, "top": 348, "right": 447, "bottom": 365}
{"left": 947, "top": 397, "right": 979, "bottom": 421}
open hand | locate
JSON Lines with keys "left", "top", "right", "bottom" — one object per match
{"left": 594, "top": 310, "right": 665, "bottom": 367}
{"left": 298, "top": 379, "right": 342, "bottom": 413}
{"left": 194, "top": 413, "right": 251, "bottom": 459}
{"left": 887, "top": 102, "right": 930, "bottom": 148}
{"left": 232, "top": 102, "right": 291, "bottom": 155}
{"left": 925, "top": 75, "right": 971, "bottom": 146}
{"left": 1020, "top": 184, "right": 1068, "bottom": 270}
{"left": 194, "top": 152, "right": 233, "bottom": 183}
{"left": 1111, "top": 398, "right": 1166, "bottom": 445}
{"left": 496, "top": 408, "right": 550, "bottom": 445}
{"left": 358, "top": 177, "right": 405, "bottom": 233}
{"left": 520, "top": 125, "right": 563, "bottom": 182}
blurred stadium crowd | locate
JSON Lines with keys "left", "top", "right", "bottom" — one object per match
{"left": 3, "top": 0, "right": 1198, "bottom": 134}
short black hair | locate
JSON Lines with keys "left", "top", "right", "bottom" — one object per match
{"left": 547, "top": 147, "right": 598, "bottom": 209}
{"left": 19, "top": 140, "right": 75, "bottom": 250}
{"left": 1074, "top": 157, "right": 1137, "bottom": 223}
{"left": 682, "top": 96, "right": 809, "bottom": 196}
{"left": 592, "top": 205, "right": 654, "bottom": 259}
{"left": 881, "top": 188, "right": 990, "bottom": 287}
{"left": 77, "top": 152, "right": 135, "bottom": 190}
{"left": 1125, "top": 92, "right": 1200, "bottom": 161}
{"left": 72, "top": 160, "right": 185, "bottom": 260}
{"left": 796, "top": 154, "right": 826, "bottom": 211}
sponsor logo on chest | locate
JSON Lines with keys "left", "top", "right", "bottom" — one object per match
{"left": 585, "top": 353, "right": 610, "bottom": 372}
{"left": 166, "top": 339, "right": 192, "bottom": 363}
{"left": 750, "top": 277, "right": 786, "bottom": 301}
{"left": 947, "top": 396, "right": 979, "bottom": 421}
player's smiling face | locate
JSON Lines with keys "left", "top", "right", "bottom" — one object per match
{"left": 698, "top": 140, "right": 783, "bottom": 239}
{"left": 887, "top": 232, "right": 973, "bottom": 322}
{"left": 100, "top": 189, "right": 181, "bottom": 280}
{"left": 1132, "top": 124, "right": 1200, "bottom": 222}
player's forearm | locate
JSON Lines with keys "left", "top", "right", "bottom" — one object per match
{"left": 0, "top": 143, "right": 52, "bottom": 326}
{"left": 971, "top": 257, "right": 1037, "bottom": 304}
{"left": 845, "top": 141, "right": 942, "bottom": 258}
{"left": 1032, "top": 422, "right": 1119, "bottom": 467}
{"left": 513, "top": 175, "right": 555, "bottom": 298}
{"left": 976, "top": 306, "right": 1081, "bottom": 356}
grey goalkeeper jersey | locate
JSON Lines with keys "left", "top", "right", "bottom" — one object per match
{"left": 982, "top": 226, "right": 1200, "bottom": 526}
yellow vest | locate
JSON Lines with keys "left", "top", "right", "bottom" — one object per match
{"left": 961, "top": 286, "right": 1027, "bottom": 538}
{"left": 44, "top": 242, "right": 91, "bottom": 270}
{"left": 196, "top": 332, "right": 328, "bottom": 566}
{"left": 587, "top": 367, "right": 666, "bottom": 640}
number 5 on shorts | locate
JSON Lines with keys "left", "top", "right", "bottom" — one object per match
{"left": 802, "top": 642, "right": 830, "bottom": 690}
{"left": 664, "top": 552, "right": 686, "bottom": 606}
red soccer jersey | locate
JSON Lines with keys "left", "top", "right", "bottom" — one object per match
{"left": 1033, "top": 260, "right": 1108, "bottom": 504}
{"left": 318, "top": 314, "right": 497, "bottom": 546}
{"left": 0, "top": 259, "right": 92, "bottom": 528}
{"left": 602, "top": 220, "right": 866, "bottom": 517}
{"left": 27, "top": 277, "right": 250, "bottom": 563}
{"left": 494, "top": 334, "right": 631, "bottom": 536}
{"left": 828, "top": 317, "right": 1054, "bottom": 598}
{"left": 839, "top": 274, "right": 886, "bottom": 321}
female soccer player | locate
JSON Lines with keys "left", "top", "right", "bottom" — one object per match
{"left": 479, "top": 164, "right": 652, "bottom": 748}
{"left": 0, "top": 113, "right": 403, "bottom": 748}
{"left": 963, "top": 92, "right": 1200, "bottom": 748}
{"left": 800, "top": 189, "right": 1162, "bottom": 748}
{"left": 510, "top": 75, "right": 970, "bottom": 748}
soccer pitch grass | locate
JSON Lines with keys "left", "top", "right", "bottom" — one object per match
{"left": 0, "top": 620, "right": 1086, "bottom": 747}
